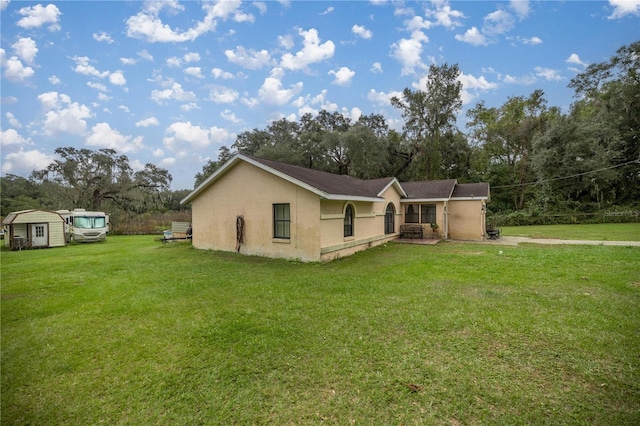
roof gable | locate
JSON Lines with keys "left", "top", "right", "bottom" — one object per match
{"left": 451, "top": 182, "right": 490, "bottom": 200}
{"left": 401, "top": 180, "right": 457, "bottom": 201}
{"left": 2, "top": 209, "right": 64, "bottom": 225}
{"left": 182, "top": 154, "right": 388, "bottom": 204}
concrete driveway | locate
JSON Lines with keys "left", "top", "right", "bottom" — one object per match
{"left": 478, "top": 236, "right": 640, "bottom": 247}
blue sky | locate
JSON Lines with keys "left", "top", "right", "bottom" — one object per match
{"left": 1, "top": 0, "right": 639, "bottom": 190}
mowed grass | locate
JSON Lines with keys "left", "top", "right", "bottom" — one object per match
{"left": 501, "top": 223, "right": 640, "bottom": 241}
{"left": 2, "top": 235, "right": 639, "bottom": 425}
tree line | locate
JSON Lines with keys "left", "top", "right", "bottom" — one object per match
{"left": 196, "top": 41, "right": 639, "bottom": 221}
{"left": 1, "top": 41, "right": 638, "bottom": 227}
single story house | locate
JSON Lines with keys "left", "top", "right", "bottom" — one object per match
{"left": 2, "top": 209, "right": 66, "bottom": 250}
{"left": 181, "top": 154, "right": 489, "bottom": 262}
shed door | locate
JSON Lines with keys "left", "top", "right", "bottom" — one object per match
{"left": 31, "top": 223, "right": 48, "bottom": 247}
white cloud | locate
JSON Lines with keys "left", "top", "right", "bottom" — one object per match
{"left": 37, "top": 92, "right": 92, "bottom": 136}
{"left": 16, "top": 3, "right": 61, "bottom": 31}
{"left": 367, "top": 89, "right": 403, "bottom": 106}
{"left": 120, "top": 57, "right": 137, "bottom": 65}
{"left": 483, "top": 10, "right": 515, "bottom": 36}
{"left": 254, "top": 2, "right": 267, "bottom": 15}
{"left": 166, "top": 57, "right": 182, "bottom": 67}
{"left": 459, "top": 72, "right": 498, "bottom": 91}
{"left": 72, "top": 56, "right": 109, "bottom": 78}
{"left": 394, "top": 6, "right": 414, "bottom": 17}
{"left": 608, "top": 0, "right": 640, "bottom": 18}
{"left": 221, "top": 109, "right": 242, "bottom": 124}
{"left": 212, "top": 67, "right": 234, "bottom": 79}
{"left": 209, "top": 86, "right": 239, "bottom": 103}
{"left": 391, "top": 30, "right": 429, "bottom": 75}
{"left": 184, "top": 67, "right": 204, "bottom": 78}
{"left": 306, "top": 89, "right": 338, "bottom": 112}
{"left": 320, "top": 6, "right": 334, "bottom": 15}
{"left": 520, "top": 36, "right": 542, "bottom": 45}
{"left": 5, "top": 112, "right": 21, "bottom": 128}
{"left": 405, "top": 16, "right": 433, "bottom": 31}
{"left": 1, "top": 0, "right": 9, "bottom": 11}
{"left": 280, "top": 28, "right": 335, "bottom": 71}
{"left": 138, "top": 50, "right": 154, "bottom": 62}
{"left": 352, "top": 24, "right": 372, "bottom": 39}
{"left": 150, "top": 82, "right": 197, "bottom": 104}
{"left": 534, "top": 66, "right": 563, "bottom": 81}
{"left": 457, "top": 4, "right": 524, "bottom": 46}
{"left": 109, "top": 71, "right": 126, "bottom": 86}
{"left": 255, "top": 68, "right": 303, "bottom": 105}
{"left": 566, "top": 53, "right": 588, "bottom": 67}
{"left": 118, "top": 105, "right": 130, "bottom": 113}
{"left": 136, "top": 117, "right": 159, "bottom": 127}
{"left": 126, "top": 1, "right": 251, "bottom": 43}
{"left": 93, "top": 32, "right": 114, "bottom": 44}
{"left": 455, "top": 27, "right": 488, "bottom": 46}
{"left": 2, "top": 148, "right": 55, "bottom": 175}
{"left": 329, "top": 67, "right": 355, "bottom": 86}
{"left": 87, "top": 81, "right": 108, "bottom": 92}
{"left": 370, "top": 62, "right": 383, "bottom": 73}
{"left": 1, "top": 48, "right": 35, "bottom": 82}
{"left": 163, "top": 121, "right": 232, "bottom": 151}
{"left": 180, "top": 102, "right": 200, "bottom": 111}
{"left": 278, "top": 34, "right": 294, "bottom": 50}
{"left": 458, "top": 72, "right": 498, "bottom": 104}
{"left": 12, "top": 37, "right": 38, "bottom": 65}
{"left": 49, "top": 75, "right": 61, "bottom": 85}
{"left": 510, "top": 0, "right": 530, "bottom": 20}
{"left": 152, "top": 148, "right": 164, "bottom": 157}
{"left": 225, "top": 46, "right": 272, "bottom": 70}
{"left": 1, "top": 128, "right": 31, "bottom": 146}
{"left": 160, "top": 157, "right": 176, "bottom": 167}
{"left": 340, "top": 106, "right": 362, "bottom": 122}
{"left": 503, "top": 74, "right": 537, "bottom": 85}
{"left": 183, "top": 52, "right": 201, "bottom": 63}
{"left": 426, "top": 1, "right": 465, "bottom": 29}
{"left": 86, "top": 122, "right": 143, "bottom": 153}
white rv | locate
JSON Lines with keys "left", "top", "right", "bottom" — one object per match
{"left": 56, "top": 209, "right": 110, "bottom": 243}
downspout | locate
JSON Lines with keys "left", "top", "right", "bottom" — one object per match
{"left": 481, "top": 202, "right": 486, "bottom": 240}
{"left": 443, "top": 201, "right": 448, "bottom": 239}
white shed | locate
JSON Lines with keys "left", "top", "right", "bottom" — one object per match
{"left": 2, "top": 210, "right": 66, "bottom": 250}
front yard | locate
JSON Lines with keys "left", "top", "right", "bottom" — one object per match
{"left": 2, "top": 235, "right": 639, "bottom": 424}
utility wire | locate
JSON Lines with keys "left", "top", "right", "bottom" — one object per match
{"left": 491, "top": 158, "right": 640, "bottom": 189}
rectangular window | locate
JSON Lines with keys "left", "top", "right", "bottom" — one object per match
{"left": 421, "top": 204, "right": 437, "bottom": 224}
{"left": 273, "top": 203, "right": 290, "bottom": 239}
{"left": 405, "top": 204, "right": 419, "bottom": 223}
{"left": 35, "top": 225, "right": 45, "bottom": 238}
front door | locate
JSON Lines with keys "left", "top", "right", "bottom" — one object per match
{"left": 31, "top": 223, "right": 48, "bottom": 247}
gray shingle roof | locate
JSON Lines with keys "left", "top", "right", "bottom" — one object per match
{"left": 249, "top": 156, "right": 395, "bottom": 198}
{"left": 451, "top": 182, "right": 490, "bottom": 199}
{"left": 400, "top": 180, "right": 457, "bottom": 200}
{"left": 182, "top": 154, "right": 489, "bottom": 204}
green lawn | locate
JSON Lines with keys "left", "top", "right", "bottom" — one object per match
{"left": 501, "top": 223, "right": 640, "bottom": 241}
{"left": 2, "top": 235, "right": 639, "bottom": 425}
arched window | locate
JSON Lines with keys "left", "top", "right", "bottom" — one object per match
{"left": 384, "top": 203, "right": 395, "bottom": 234}
{"left": 405, "top": 204, "right": 419, "bottom": 223}
{"left": 344, "top": 204, "right": 354, "bottom": 237}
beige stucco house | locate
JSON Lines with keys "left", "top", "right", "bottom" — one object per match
{"left": 182, "top": 155, "right": 490, "bottom": 262}
{"left": 2, "top": 209, "right": 66, "bottom": 250}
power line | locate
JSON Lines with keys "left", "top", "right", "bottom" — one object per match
{"left": 491, "top": 158, "right": 640, "bottom": 189}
